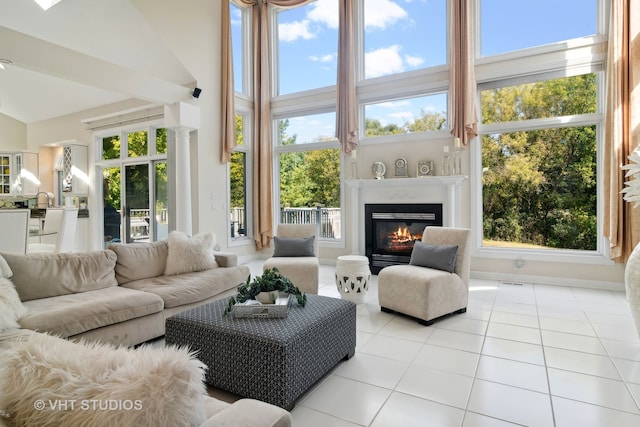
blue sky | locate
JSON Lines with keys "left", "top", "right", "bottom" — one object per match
{"left": 232, "top": 0, "right": 596, "bottom": 144}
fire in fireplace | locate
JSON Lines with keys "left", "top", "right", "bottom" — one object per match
{"left": 365, "top": 204, "right": 443, "bottom": 274}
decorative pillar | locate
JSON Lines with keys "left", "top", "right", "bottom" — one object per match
{"left": 173, "top": 127, "right": 192, "bottom": 234}
{"left": 165, "top": 102, "right": 200, "bottom": 236}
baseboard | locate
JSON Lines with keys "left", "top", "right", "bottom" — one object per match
{"left": 471, "top": 270, "right": 625, "bottom": 292}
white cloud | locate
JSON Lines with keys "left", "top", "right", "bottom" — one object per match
{"left": 307, "top": 0, "right": 338, "bottom": 29}
{"left": 365, "top": 45, "right": 404, "bottom": 78}
{"left": 404, "top": 54, "right": 425, "bottom": 67}
{"left": 230, "top": 8, "right": 242, "bottom": 27}
{"left": 279, "top": 20, "right": 315, "bottom": 42}
{"left": 310, "top": 53, "right": 335, "bottom": 62}
{"left": 365, "top": 0, "right": 408, "bottom": 30}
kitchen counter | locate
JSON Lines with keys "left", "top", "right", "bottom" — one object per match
{"left": 30, "top": 208, "right": 89, "bottom": 218}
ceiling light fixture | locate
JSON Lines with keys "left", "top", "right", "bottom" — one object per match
{"left": 34, "top": 0, "right": 63, "bottom": 11}
{"left": 0, "top": 59, "right": 12, "bottom": 70}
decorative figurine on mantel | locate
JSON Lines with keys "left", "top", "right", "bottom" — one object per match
{"left": 453, "top": 137, "right": 462, "bottom": 175}
{"left": 372, "top": 161, "right": 386, "bottom": 179}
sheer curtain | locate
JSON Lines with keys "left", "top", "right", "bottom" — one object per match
{"left": 604, "top": 0, "right": 640, "bottom": 262}
{"left": 222, "top": 0, "right": 312, "bottom": 250}
{"left": 449, "top": 0, "right": 478, "bottom": 146}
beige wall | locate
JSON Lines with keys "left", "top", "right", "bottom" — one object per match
{"left": 18, "top": 0, "right": 624, "bottom": 286}
{"left": 0, "top": 113, "right": 27, "bottom": 150}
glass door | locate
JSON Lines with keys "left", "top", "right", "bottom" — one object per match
{"left": 124, "top": 163, "right": 150, "bottom": 243}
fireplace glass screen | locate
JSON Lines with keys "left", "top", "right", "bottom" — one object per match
{"left": 365, "top": 204, "right": 443, "bottom": 273}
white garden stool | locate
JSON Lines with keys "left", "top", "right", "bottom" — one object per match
{"left": 335, "top": 255, "right": 371, "bottom": 304}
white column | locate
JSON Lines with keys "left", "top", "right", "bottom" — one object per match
{"left": 173, "top": 127, "right": 192, "bottom": 235}
{"left": 164, "top": 102, "right": 200, "bottom": 236}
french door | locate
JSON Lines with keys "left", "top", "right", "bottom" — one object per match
{"left": 102, "top": 160, "right": 168, "bottom": 245}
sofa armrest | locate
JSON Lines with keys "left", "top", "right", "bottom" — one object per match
{"left": 213, "top": 252, "right": 238, "bottom": 268}
{"left": 200, "top": 399, "right": 291, "bottom": 427}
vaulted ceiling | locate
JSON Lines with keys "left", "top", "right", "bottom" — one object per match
{"left": 0, "top": 0, "right": 195, "bottom": 124}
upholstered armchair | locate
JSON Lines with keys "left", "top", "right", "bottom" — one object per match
{"left": 377, "top": 226, "right": 471, "bottom": 325}
{"left": 263, "top": 224, "right": 319, "bottom": 294}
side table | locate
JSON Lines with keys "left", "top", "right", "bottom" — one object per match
{"left": 335, "top": 255, "right": 371, "bottom": 303}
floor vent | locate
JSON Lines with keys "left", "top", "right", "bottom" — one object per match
{"left": 500, "top": 281, "right": 528, "bottom": 286}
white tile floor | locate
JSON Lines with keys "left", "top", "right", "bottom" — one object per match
{"left": 210, "top": 262, "right": 640, "bottom": 426}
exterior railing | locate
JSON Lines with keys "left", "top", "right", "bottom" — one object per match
{"left": 230, "top": 206, "right": 341, "bottom": 239}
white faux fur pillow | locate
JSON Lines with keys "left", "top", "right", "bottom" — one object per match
{"left": 0, "top": 278, "right": 27, "bottom": 331}
{"left": 0, "top": 254, "right": 13, "bottom": 279}
{"left": 0, "top": 333, "right": 207, "bottom": 427}
{"left": 164, "top": 231, "right": 218, "bottom": 276}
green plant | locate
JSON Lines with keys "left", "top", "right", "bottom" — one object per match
{"left": 224, "top": 267, "right": 307, "bottom": 314}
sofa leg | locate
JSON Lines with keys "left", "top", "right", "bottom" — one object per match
{"left": 381, "top": 306, "right": 394, "bottom": 314}
{"left": 418, "top": 318, "right": 434, "bottom": 326}
{"left": 456, "top": 307, "right": 467, "bottom": 314}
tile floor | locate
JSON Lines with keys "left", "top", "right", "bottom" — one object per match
{"left": 209, "top": 261, "right": 640, "bottom": 426}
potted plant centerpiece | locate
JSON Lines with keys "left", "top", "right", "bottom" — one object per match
{"left": 224, "top": 267, "right": 307, "bottom": 315}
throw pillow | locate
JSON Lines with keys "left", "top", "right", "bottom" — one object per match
{"left": 409, "top": 241, "right": 459, "bottom": 273}
{"left": 164, "top": 231, "right": 218, "bottom": 276}
{"left": 0, "top": 277, "right": 27, "bottom": 331}
{"left": 273, "top": 236, "right": 315, "bottom": 257}
{"left": 0, "top": 333, "right": 207, "bottom": 427}
{"left": 0, "top": 254, "right": 12, "bottom": 278}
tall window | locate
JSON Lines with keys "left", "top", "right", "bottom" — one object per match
{"left": 276, "top": 0, "right": 338, "bottom": 95}
{"left": 229, "top": 1, "right": 252, "bottom": 244}
{"left": 361, "top": 0, "right": 449, "bottom": 139}
{"left": 477, "top": 0, "right": 603, "bottom": 255}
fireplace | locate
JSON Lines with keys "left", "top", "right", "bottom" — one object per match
{"left": 365, "top": 203, "right": 443, "bottom": 274}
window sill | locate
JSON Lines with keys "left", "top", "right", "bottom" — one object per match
{"left": 473, "top": 246, "right": 614, "bottom": 266}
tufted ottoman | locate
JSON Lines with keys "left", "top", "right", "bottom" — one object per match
{"left": 165, "top": 294, "right": 356, "bottom": 410}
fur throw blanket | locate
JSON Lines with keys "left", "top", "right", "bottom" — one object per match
{"left": 0, "top": 333, "right": 207, "bottom": 427}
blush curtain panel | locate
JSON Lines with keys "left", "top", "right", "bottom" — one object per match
{"left": 449, "top": 0, "right": 478, "bottom": 146}
{"left": 222, "top": 0, "right": 313, "bottom": 250}
{"left": 335, "top": 0, "right": 358, "bottom": 155}
{"left": 604, "top": 0, "right": 640, "bottom": 262}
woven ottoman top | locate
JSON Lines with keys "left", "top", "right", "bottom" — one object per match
{"left": 168, "top": 294, "right": 354, "bottom": 343}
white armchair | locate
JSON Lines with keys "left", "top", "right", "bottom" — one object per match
{"left": 378, "top": 226, "right": 471, "bottom": 325}
{"left": 263, "top": 224, "right": 319, "bottom": 294}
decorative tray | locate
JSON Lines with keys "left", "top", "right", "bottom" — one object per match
{"left": 233, "top": 295, "right": 291, "bottom": 319}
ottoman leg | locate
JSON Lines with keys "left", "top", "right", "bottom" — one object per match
{"left": 381, "top": 306, "right": 394, "bottom": 314}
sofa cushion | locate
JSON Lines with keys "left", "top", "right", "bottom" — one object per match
{"left": 20, "top": 287, "right": 164, "bottom": 337}
{"left": 164, "top": 231, "right": 218, "bottom": 276}
{"left": 121, "top": 265, "right": 248, "bottom": 309}
{"left": 0, "top": 331, "right": 207, "bottom": 427}
{"left": 273, "top": 236, "right": 315, "bottom": 257}
{"left": 0, "top": 278, "right": 27, "bottom": 331}
{"left": 110, "top": 241, "right": 168, "bottom": 285}
{"left": 3, "top": 251, "right": 118, "bottom": 302}
{"left": 409, "top": 241, "right": 459, "bottom": 273}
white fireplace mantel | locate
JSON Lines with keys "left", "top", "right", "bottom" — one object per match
{"left": 345, "top": 176, "right": 467, "bottom": 254}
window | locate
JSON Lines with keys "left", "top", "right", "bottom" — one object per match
{"left": 476, "top": 0, "right": 604, "bottom": 258}
{"left": 230, "top": 1, "right": 245, "bottom": 94}
{"left": 229, "top": 2, "right": 252, "bottom": 244}
{"left": 230, "top": 114, "right": 248, "bottom": 239}
{"left": 363, "top": 0, "right": 446, "bottom": 79}
{"left": 480, "top": 74, "right": 600, "bottom": 252}
{"left": 364, "top": 93, "right": 448, "bottom": 137}
{"left": 276, "top": 0, "right": 338, "bottom": 95}
{"left": 480, "top": 0, "right": 597, "bottom": 57}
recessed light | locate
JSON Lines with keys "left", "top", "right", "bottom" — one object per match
{"left": 0, "top": 59, "right": 12, "bottom": 70}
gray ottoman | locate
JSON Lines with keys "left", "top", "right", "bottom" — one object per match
{"left": 165, "top": 294, "right": 356, "bottom": 410}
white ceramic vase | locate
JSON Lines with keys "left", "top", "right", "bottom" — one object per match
{"left": 256, "top": 291, "right": 279, "bottom": 305}
{"left": 625, "top": 242, "right": 640, "bottom": 338}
